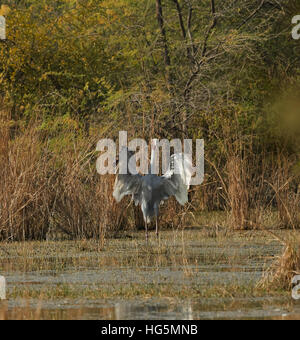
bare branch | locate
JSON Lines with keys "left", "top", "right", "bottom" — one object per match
{"left": 172, "top": 0, "right": 196, "bottom": 61}
{"left": 237, "top": 0, "right": 265, "bottom": 30}
{"left": 156, "top": 0, "right": 171, "bottom": 67}
{"left": 172, "top": 0, "right": 186, "bottom": 39}
{"left": 201, "top": 0, "right": 217, "bottom": 58}
{"left": 186, "top": 2, "right": 196, "bottom": 56}
{"left": 183, "top": 0, "right": 219, "bottom": 98}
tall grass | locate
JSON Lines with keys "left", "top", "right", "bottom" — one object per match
{"left": 258, "top": 232, "right": 300, "bottom": 290}
{"left": 270, "top": 154, "right": 300, "bottom": 229}
{"left": 0, "top": 103, "right": 128, "bottom": 241}
{"left": 0, "top": 105, "right": 50, "bottom": 240}
{"left": 1, "top": 100, "right": 299, "bottom": 240}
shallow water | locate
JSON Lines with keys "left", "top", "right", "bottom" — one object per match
{"left": 2, "top": 296, "right": 300, "bottom": 320}
{"left": 1, "top": 230, "right": 300, "bottom": 320}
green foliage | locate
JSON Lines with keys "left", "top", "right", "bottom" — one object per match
{"left": 0, "top": 0, "right": 299, "bottom": 162}
{"left": 1, "top": 1, "right": 115, "bottom": 121}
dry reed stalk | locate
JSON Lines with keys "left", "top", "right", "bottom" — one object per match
{"left": 227, "top": 154, "right": 250, "bottom": 230}
{"left": 258, "top": 232, "right": 300, "bottom": 290}
{"left": 0, "top": 101, "right": 129, "bottom": 241}
{"left": 0, "top": 111, "right": 52, "bottom": 240}
{"left": 269, "top": 154, "right": 300, "bottom": 229}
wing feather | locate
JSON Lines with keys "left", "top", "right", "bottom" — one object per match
{"left": 113, "top": 174, "right": 143, "bottom": 203}
{"left": 162, "top": 153, "right": 192, "bottom": 205}
{"left": 113, "top": 153, "right": 192, "bottom": 208}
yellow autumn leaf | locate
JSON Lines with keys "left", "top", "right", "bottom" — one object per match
{"left": 0, "top": 4, "right": 10, "bottom": 16}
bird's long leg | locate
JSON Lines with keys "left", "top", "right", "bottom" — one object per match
{"left": 145, "top": 221, "right": 148, "bottom": 242}
{"left": 155, "top": 216, "right": 159, "bottom": 238}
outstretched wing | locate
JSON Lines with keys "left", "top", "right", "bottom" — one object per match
{"left": 113, "top": 152, "right": 192, "bottom": 208}
{"left": 164, "top": 153, "right": 193, "bottom": 187}
{"left": 163, "top": 153, "right": 193, "bottom": 205}
{"left": 113, "top": 174, "right": 143, "bottom": 203}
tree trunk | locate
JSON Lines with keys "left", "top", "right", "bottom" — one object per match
{"left": 155, "top": 0, "right": 171, "bottom": 69}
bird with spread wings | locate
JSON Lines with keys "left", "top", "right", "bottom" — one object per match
{"left": 113, "top": 140, "right": 193, "bottom": 240}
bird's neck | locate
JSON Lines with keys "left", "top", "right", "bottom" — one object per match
{"left": 150, "top": 139, "right": 159, "bottom": 175}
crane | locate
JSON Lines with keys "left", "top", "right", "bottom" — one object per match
{"left": 113, "top": 140, "right": 192, "bottom": 240}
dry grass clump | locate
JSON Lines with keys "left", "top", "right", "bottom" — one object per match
{"left": 0, "top": 106, "right": 52, "bottom": 240}
{"left": 1, "top": 96, "right": 300, "bottom": 240}
{"left": 0, "top": 102, "right": 128, "bottom": 241}
{"left": 227, "top": 155, "right": 250, "bottom": 230}
{"left": 269, "top": 154, "right": 300, "bottom": 229}
{"left": 258, "top": 233, "right": 300, "bottom": 290}
{"left": 47, "top": 143, "right": 126, "bottom": 241}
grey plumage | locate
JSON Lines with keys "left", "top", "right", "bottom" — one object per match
{"left": 113, "top": 146, "right": 192, "bottom": 239}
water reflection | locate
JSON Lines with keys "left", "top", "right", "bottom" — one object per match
{"left": 114, "top": 300, "right": 193, "bottom": 320}
{"left": 2, "top": 299, "right": 194, "bottom": 320}
{"left": 4, "top": 297, "right": 300, "bottom": 320}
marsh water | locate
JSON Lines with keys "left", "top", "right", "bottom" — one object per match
{"left": 1, "top": 229, "right": 300, "bottom": 320}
